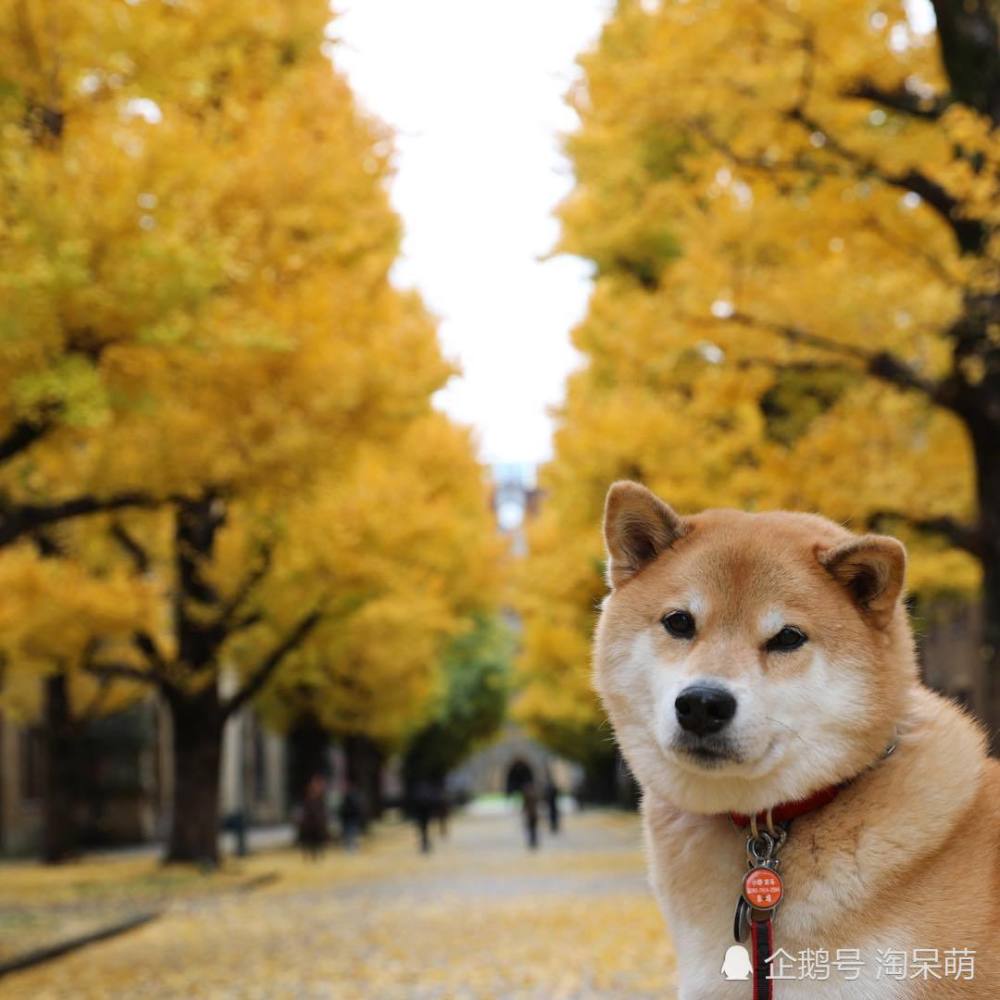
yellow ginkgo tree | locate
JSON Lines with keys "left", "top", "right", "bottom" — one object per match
{"left": 0, "top": 0, "right": 502, "bottom": 864}
{"left": 519, "top": 0, "right": 1000, "bottom": 761}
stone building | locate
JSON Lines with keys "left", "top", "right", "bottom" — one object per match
{"left": 447, "top": 723, "right": 580, "bottom": 800}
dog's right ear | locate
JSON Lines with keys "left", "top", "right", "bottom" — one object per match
{"left": 818, "top": 533, "right": 906, "bottom": 629}
{"left": 603, "top": 481, "right": 686, "bottom": 589}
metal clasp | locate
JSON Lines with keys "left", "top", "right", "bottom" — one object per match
{"left": 746, "top": 826, "right": 786, "bottom": 868}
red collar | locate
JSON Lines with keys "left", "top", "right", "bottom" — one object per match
{"left": 729, "top": 782, "right": 842, "bottom": 829}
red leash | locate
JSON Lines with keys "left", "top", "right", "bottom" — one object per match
{"left": 750, "top": 918, "right": 774, "bottom": 1000}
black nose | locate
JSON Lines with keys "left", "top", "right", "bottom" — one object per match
{"left": 675, "top": 684, "right": 737, "bottom": 736}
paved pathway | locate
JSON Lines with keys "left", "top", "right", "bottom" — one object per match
{"left": 2, "top": 811, "right": 677, "bottom": 999}
{"left": 87, "top": 824, "right": 296, "bottom": 861}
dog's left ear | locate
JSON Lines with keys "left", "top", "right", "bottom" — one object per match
{"left": 603, "top": 481, "right": 686, "bottom": 589}
{"left": 818, "top": 534, "right": 906, "bottom": 628}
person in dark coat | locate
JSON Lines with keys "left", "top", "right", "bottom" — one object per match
{"left": 522, "top": 780, "right": 540, "bottom": 850}
{"left": 298, "top": 773, "right": 330, "bottom": 859}
{"left": 411, "top": 780, "right": 435, "bottom": 854}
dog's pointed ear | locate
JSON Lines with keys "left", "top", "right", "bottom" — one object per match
{"left": 603, "top": 481, "right": 686, "bottom": 589}
{"left": 818, "top": 534, "right": 906, "bottom": 628}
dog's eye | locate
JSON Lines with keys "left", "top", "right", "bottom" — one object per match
{"left": 661, "top": 610, "right": 696, "bottom": 639}
{"left": 766, "top": 626, "right": 807, "bottom": 652}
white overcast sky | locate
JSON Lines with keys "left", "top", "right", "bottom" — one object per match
{"left": 334, "top": 1, "right": 613, "bottom": 466}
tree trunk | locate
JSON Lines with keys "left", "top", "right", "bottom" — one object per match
{"left": 344, "top": 734, "right": 384, "bottom": 824}
{"left": 42, "top": 674, "right": 78, "bottom": 863}
{"left": 930, "top": 0, "right": 1000, "bottom": 125}
{"left": 970, "top": 420, "right": 1000, "bottom": 754}
{"left": 164, "top": 686, "right": 224, "bottom": 866}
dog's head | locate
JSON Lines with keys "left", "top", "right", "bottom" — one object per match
{"left": 593, "top": 481, "right": 916, "bottom": 816}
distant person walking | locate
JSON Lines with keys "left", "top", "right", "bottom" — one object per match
{"left": 297, "top": 773, "right": 330, "bottom": 859}
{"left": 411, "top": 780, "right": 436, "bottom": 854}
{"left": 338, "top": 781, "right": 363, "bottom": 851}
{"left": 544, "top": 778, "right": 561, "bottom": 834}
{"left": 521, "top": 780, "right": 540, "bottom": 850}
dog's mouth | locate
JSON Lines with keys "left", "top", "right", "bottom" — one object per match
{"left": 672, "top": 736, "right": 742, "bottom": 768}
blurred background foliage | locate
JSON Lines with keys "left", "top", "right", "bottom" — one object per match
{"left": 0, "top": 0, "right": 997, "bottom": 869}
{"left": 0, "top": 0, "right": 503, "bottom": 864}
{"left": 516, "top": 0, "right": 999, "bottom": 769}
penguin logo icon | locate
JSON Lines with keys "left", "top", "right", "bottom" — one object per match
{"left": 721, "top": 944, "right": 752, "bottom": 981}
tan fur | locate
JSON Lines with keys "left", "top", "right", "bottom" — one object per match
{"left": 594, "top": 482, "right": 1000, "bottom": 999}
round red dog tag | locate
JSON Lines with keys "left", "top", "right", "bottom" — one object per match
{"left": 743, "top": 867, "right": 783, "bottom": 909}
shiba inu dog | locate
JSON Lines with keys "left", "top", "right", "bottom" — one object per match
{"left": 593, "top": 481, "right": 1000, "bottom": 999}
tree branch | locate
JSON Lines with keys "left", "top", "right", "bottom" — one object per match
{"left": 844, "top": 80, "right": 951, "bottom": 120}
{"left": 733, "top": 356, "right": 853, "bottom": 375}
{"left": 693, "top": 102, "right": 986, "bottom": 256}
{"left": 232, "top": 611, "right": 264, "bottom": 633}
{"left": 858, "top": 212, "right": 962, "bottom": 289}
{"left": 0, "top": 418, "right": 51, "bottom": 463}
{"left": 865, "top": 350, "right": 946, "bottom": 401}
{"left": 867, "top": 510, "right": 983, "bottom": 557}
{"left": 0, "top": 492, "right": 162, "bottom": 548}
{"left": 725, "top": 311, "right": 870, "bottom": 361}
{"left": 785, "top": 107, "right": 987, "bottom": 254}
{"left": 223, "top": 610, "right": 324, "bottom": 718}
{"left": 29, "top": 529, "right": 67, "bottom": 559}
{"left": 720, "top": 311, "right": 957, "bottom": 408}
{"left": 110, "top": 521, "right": 151, "bottom": 574}
{"left": 216, "top": 546, "right": 273, "bottom": 627}
{"left": 133, "top": 631, "right": 168, "bottom": 674}
{"left": 691, "top": 119, "right": 842, "bottom": 180}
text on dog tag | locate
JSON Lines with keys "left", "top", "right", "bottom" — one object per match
{"left": 743, "top": 867, "right": 783, "bottom": 909}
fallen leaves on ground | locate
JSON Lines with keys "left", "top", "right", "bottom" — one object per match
{"left": 0, "top": 855, "right": 261, "bottom": 963}
{"left": 1, "top": 810, "right": 677, "bottom": 998}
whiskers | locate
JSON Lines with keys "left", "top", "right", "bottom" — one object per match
{"left": 764, "top": 715, "right": 808, "bottom": 748}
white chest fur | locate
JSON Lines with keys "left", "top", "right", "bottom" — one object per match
{"left": 642, "top": 806, "right": 917, "bottom": 1000}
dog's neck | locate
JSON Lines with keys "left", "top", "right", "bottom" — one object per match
{"left": 728, "top": 782, "right": 844, "bottom": 830}
{"left": 727, "top": 735, "right": 899, "bottom": 830}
